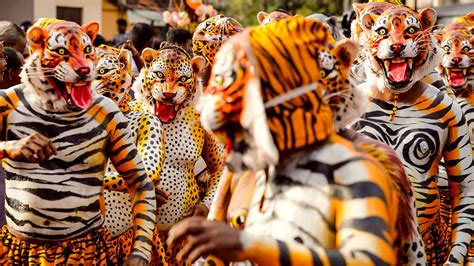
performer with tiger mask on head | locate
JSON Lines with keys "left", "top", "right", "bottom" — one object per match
{"left": 352, "top": 4, "right": 474, "bottom": 264}
{"left": 0, "top": 18, "right": 157, "bottom": 265}
{"left": 167, "top": 17, "right": 401, "bottom": 265}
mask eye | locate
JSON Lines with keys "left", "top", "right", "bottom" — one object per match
{"left": 406, "top": 26, "right": 419, "bottom": 34}
{"left": 377, "top": 28, "right": 388, "bottom": 36}
{"left": 215, "top": 75, "right": 224, "bottom": 86}
{"left": 84, "top": 46, "right": 93, "bottom": 54}
{"left": 444, "top": 45, "right": 450, "bottom": 51}
{"left": 179, "top": 76, "right": 189, "bottom": 82}
{"left": 462, "top": 46, "right": 470, "bottom": 52}
{"left": 98, "top": 69, "right": 109, "bottom": 75}
{"left": 54, "top": 47, "right": 70, "bottom": 55}
{"left": 319, "top": 70, "right": 326, "bottom": 78}
{"left": 155, "top": 71, "right": 165, "bottom": 79}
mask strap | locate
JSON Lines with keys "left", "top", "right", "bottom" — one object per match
{"left": 263, "top": 82, "right": 320, "bottom": 109}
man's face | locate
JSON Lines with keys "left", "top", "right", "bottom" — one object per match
{"left": 118, "top": 24, "right": 127, "bottom": 33}
{"left": 0, "top": 43, "right": 5, "bottom": 83}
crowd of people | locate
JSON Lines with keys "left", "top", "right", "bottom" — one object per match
{"left": 0, "top": 1, "right": 472, "bottom": 265}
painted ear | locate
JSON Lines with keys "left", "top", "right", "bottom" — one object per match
{"left": 257, "top": 11, "right": 268, "bottom": 25}
{"left": 191, "top": 55, "right": 207, "bottom": 75}
{"left": 141, "top": 48, "right": 158, "bottom": 68}
{"left": 361, "top": 13, "right": 376, "bottom": 32}
{"left": 27, "top": 26, "right": 48, "bottom": 52}
{"left": 332, "top": 38, "right": 359, "bottom": 70}
{"left": 467, "top": 12, "right": 474, "bottom": 23}
{"left": 326, "top": 16, "right": 337, "bottom": 27}
{"left": 433, "top": 28, "right": 444, "bottom": 45}
{"left": 419, "top": 8, "right": 437, "bottom": 29}
{"left": 353, "top": 3, "right": 366, "bottom": 19}
{"left": 81, "top": 22, "right": 99, "bottom": 43}
{"left": 118, "top": 49, "right": 133, "bottom": 73}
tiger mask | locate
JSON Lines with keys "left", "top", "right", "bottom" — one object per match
{"left": 21, "top": 20, "right": 99, "bottom": 111}
{"left": 136, "top": 44, "right": 206, "bottom": 123}
{"left": 360, "top": 6, "right": 439, "bottom": 93}
{"left": 92, "top": 45, "right": 133, "bottom": 111}
{"left": 198, "top": 18, "right": 359, "bottom": 171}
{"left": 192, "top": 15, "right": 243, "bottom": 66}
{"left": 435, "top": 23, "right": 474, "bottom": 91}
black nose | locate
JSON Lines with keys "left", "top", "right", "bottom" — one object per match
{"left": 76, "top": 67, "right": 90, "bottom": 77}
{"left": 163, "top": 92, "right": 176, "bottom": 99}
{"left": 390, "top": 44, "right": 405, "bottom": 53}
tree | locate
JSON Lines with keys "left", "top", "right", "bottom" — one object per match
{"left": 214, "top": 0, "right": 345, "bottom": 27}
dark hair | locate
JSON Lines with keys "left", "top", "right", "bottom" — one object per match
{"left": 130, "top": 23, "right": 155, "bottom": 51}
{"left": 93, "top": 34, "right": 107, "bottom": 47}
{"left": 0, "top": 21, "right": 25, "bottom": 47}
{"left": 4, "top": 47, "right": 23, "bottom": 72}
{"left": 117, "top": 18, "right": 127, "bottom": 26}
{"left": 166, "top": 29, "right": 192, "bottom": 47}
{"left": 19, "top": 20, "right": 32, "bottom": 32}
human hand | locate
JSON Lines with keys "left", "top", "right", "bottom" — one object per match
{"left": 167, "top": 217, "right": 243, "bottom": 263}
{"left": 183, "top": 202, "right": 209, "bottom": 218}
{"left": 4, "top": 132, "right": 57, "bottom": 163}
{"left": 121, "top": 40, "right": 139, "bottom": 57}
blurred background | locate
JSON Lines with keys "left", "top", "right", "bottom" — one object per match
{"left": 0, "top": 0, "right": 473, "bottom": 45}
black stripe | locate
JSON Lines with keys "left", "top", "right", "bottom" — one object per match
{"left": 310, "top": 249, "right": 323, "bottom": 266}
{"left": 277, "top": 240, "right": 291, "bottom": 266}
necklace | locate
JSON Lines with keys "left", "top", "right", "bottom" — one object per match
{"left": 389, "top": 94, "right": 399, "bottom": 121}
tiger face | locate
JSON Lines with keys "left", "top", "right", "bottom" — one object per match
{"left": 92, "top": 45, "right": 132, "bottom": 105}
{"left": 257, "top": 10, "right": 291, "bottom": 25}
{"left": 360, "top": 6, "right": 439, "bottom": 93}
{"left": 192, "top": 15, "right": 242, "bottom": 65}
{"left": 138, "top": 45, "right": 205, "bottom": 123}
{"left": 352, "top": 2, "right": 395, "bottom": 46}
{"left": 198, "top": 18, "right": 358, "bottom": 171}
{"left": 436, "top": 23, "right": 474, "bottom": 90}
{"left": 21, "top": 20, "right": 99, "bottom": 111}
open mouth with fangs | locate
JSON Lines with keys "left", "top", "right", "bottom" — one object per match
{"left": 154, "top": 99, "right": 182, "bottom": 123}
{"left": 444, "top": 68, "right": 468, "bottom": 89}
{"left": 378, "top": 57, "right": 414, "bottom": 90}
{"left": 50, "top": 78, "right": 93, "bottom": 109}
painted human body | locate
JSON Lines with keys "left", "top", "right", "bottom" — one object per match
{"left": 351, "top": 2, "right": 454, "bottom": 98}
{"left": 0, "top": 20, "right": 156, "bottom": 265}
{"left": 168, "top": 18, "right": 399, "bottom": 265}
{"left": 131, "top": 44, "right": 224, "bottom": 264}
{"left": 206, "top": 19, "right": 423, "bottom": 263}
{"left": 351, "top": 5, "right": 474, "bottom": 264}
{"left": 435, "top": 17, "right": 474, "bottom": 263}
{"left": 90, "top": 45, "right": 167, "bottom": 263}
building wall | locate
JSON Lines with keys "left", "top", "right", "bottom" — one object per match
{"left": 33, "top": 0, "right": 102, "bottom": 29}
{"left": 102, "top": 0, "right": 127, "bottom": 41}
{"left": 0, "top": 0, "right": 34, "bottom": 24}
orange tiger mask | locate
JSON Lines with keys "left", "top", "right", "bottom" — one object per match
{"left": 22, "top": 19, "right": 99, "bottom": 110}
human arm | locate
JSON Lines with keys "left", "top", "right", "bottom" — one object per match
{"left": 200, "top": 130, "right": 225, "bottom": 209}
{"left": 444, "top": 108, "right": 474, "bottom": 263}
{"left": 106, "top": 107, "right": 156, "bottom": 263}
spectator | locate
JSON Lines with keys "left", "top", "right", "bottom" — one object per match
{"left": 1, "top": 47, "right": 24, "bottom": 89}
{"left": 93, "top": 34, "right": 108, "bottom": 47}
{"left": 0, "top": 42, "right": 6, "bottom": 84}
{"left": 19, "top": 20, "right": 32, "bottom": 33}
{"left": 122, "top": 23, "right": 154, "bottom": 73}
{"left": 0, "top": 21, "right": 26, "bottom": 55}
{"left": 166, "top": 28, "right": 193, "bottom": 54}
{"left": 113, "top": 18, "right": 129, "bottom": 46}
